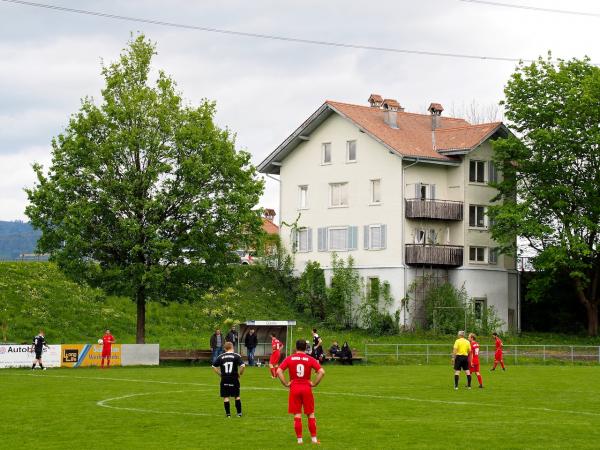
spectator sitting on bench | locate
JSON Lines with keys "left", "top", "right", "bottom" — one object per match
{"left": 339, "top": 341, "right": 353, "bottom": 365}
{"left": 329, "top": 341, "right": 340, "bottom": 357}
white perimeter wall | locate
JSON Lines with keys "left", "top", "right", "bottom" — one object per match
{"left": 122, "top": 344, "right": 159, "bottom": 366}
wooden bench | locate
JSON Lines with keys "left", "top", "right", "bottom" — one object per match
{"left": 159, "top": 349, "right": 213, "bottom": 362}
{"left": 324, "top": 350, "right": 362, "bottom": 364}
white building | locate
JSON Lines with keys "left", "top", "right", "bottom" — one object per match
{"left": 258, "top": 95, "right": 519, "bottom": 331}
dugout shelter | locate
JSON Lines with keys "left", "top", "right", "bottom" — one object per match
{"left": 239, "top": 320, "right": 296, "bottom": 361}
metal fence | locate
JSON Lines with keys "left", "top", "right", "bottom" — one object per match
{"left": 364, "top": 343, "right": 600, "bottom": 365}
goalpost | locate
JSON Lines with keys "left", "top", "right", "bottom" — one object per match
{"left": 433, "top": 307, "right": 467, "bottom": 333}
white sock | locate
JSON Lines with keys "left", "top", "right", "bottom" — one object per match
{"left": 297, "top": 438, "right": 303, "bottom": 444}
{"left": 311, "top": 437, "right": 318, "bottom": 443}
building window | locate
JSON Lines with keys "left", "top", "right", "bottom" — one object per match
{"left": 346, "top": 140, "right": 357, "bottom": 162}
{"left": 370, "top": 179, "right": 381, "bottom": 204}
{"left": 469, "top": 205, "right": 486, "bottom": 228}
{"left": 489, "top": 247, "right": 498, "bottom": 264}
{"left": 367, "top": 277, "right": 380, "bottom": 302}
{"left": 469, "top": 246, "right": 486, "bottom": 262}
{"left": 329, "top": 182, "right": 348, "bottom": 207}
{"left": 296, "top": 228, "right": 311, "bottom": 253}
{"left": 488, "top": 162, "right": 498, "bottom": 184}
{"left": 298, "top": 185, "right": 308, "bottom": 209}
{"left": 473, "top": 298, "right": 487, "bottom": 320}
{"left": 469, "top": 160, "right": 486, "bottom": 183}
{"left": 329, "top": 227, "right": 348, "bottom": 251}
{"left": 428, "top": 228, "right": 438, "bottom": 245}
{"left": 415, "top": 182, "right": 435, "bottom": 200}
{"left": 415, "top": 228, "right": 426, "bottom": 244}
{"left": 322, "top": 143, "right": 332, "bottom": 164}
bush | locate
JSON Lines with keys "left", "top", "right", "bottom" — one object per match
{"left": 326, "top": 254, "right": 360, "bottom": 329}
{"left": 357, "top": 279, "right": 399, "bottom": 335}
{"left": 297, "top": 261, "right": 327, "bottom": 320}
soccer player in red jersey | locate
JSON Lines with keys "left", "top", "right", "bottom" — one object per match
{"left": 491, "top": 332, "right": 506, "bottom": 371}
{"left": 269, "top": 333, "right": 283, "bottom": 378}
{"left": 468, "top": 333, "right": 483, "bottom": 388}
{"left": 100, "top": 329, "right": 115, "bottom": 368}
{"left": 277, "top": 339, "right": 325, "bottom": 445}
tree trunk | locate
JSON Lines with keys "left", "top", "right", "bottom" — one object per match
{"left": 574, "top": 278, "right": 599, "bottom": 337}
{"left": 584, "top": 302, "right": 598, "bottom": 337}
{"left": 136, "top": 285, "right": 146, "bottom": 344}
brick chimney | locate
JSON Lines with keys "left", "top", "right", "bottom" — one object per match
{"left": 428, "top": 102, "right": 444, "bottom": 130}
{"left": 382, "top": 98, "right": 401, "bottom": 129}
{"left": 263, "top": 208, "right": 276, "bottom": 222}
{"left": 368, "top": 93, "right": 383, "bottom": 108}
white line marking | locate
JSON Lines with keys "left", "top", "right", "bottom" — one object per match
{"left": 96, "top": 389, "right": 285, "bottom": 420}
{"left": 6, "top": 372, "right": 600, "bottom": 418}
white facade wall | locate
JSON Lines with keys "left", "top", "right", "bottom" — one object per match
{"left": 277, "top": 113, "right": 517, "bottom": 331}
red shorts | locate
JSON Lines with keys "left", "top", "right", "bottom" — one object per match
{"left": 288, "top": 383, "right": 315, "bottom": 415}
{"left": 102, "top": 347, "right": 112, "bottom": 357}
{"left": 470, "top": 362, "right": 480, "bottom": 373}
{"left": 494, "top": 351, "right": 503, "bottom": 361}
{"left": 269, "top": 351, "right": 281, "bottom": 365}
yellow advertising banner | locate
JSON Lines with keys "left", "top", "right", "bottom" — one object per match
{"left": 61, "top": 343, "right": 122, "bottom": 367}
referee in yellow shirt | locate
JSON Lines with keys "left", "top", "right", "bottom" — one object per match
{"left": 452, "top": 330, "right": 472, "bottom": 390}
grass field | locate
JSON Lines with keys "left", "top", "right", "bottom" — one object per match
{"left": 2, "top": 364, "right": 600, "bottom": 449}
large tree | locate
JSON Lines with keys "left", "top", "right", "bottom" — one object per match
{"left": 489, "top": 55, "right": 600, "bottom": 335}
{"left": 26, "top": 36, "right": 264, "bottom": 342}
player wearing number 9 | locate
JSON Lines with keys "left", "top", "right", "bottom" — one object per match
{"left": 276, "top": 339, "right": 325, "bottom": 445}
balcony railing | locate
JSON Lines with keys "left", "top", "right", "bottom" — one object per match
{"left": 405, "top": 244, "right": 463, "bottom": 266}
{"left": 405, "top": 199, "right": 463, "bottom": 221}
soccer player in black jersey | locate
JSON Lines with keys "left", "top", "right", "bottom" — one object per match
{"left": 212, "top": 341, "right": 245, "bottom": 417}
{"left": 30, "top": 330, "right": 49, "bottom": 370}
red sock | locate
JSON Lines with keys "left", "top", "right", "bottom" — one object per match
{"left": 500, "top": 361, "right": 505, "bottom": 369}
{"left": 492, "top": 361, "right": 497, "bottom": 369}
{"left": 294, "top": 417, "right": 303, "bottom": 438}
{"left": 107, "top": 359, "right": 110, "bottom": 368}
{"left": 270, "top": 368, "right": 275, "bottom": 377}
{"left": 101, "top": 358, "right": 105, "bottom": 368}
{"left": 477, "top": 374, "right": 483, "bottom": 386}
{"left": 308, "top": 417, "right": 317, "bottom": 438}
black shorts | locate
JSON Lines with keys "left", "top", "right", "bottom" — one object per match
{"left": 220, "top": 379, "right": 240, "bottom": 398}
{"left": 35, "top": 350, "right": 43, "bottom": 360}
{"left": 454, "top": 355, "right": 469, "bottom": 371}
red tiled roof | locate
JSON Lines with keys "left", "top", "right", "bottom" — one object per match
{"left": 262, "top": 218, "right": 279, "bottom": 235}
{"left": 325, "top": 101, "right": 503, "bottom": 160}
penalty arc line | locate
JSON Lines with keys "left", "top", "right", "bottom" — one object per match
{"left": 13, "top": 372, "right": 600, "bottom": 418}
{"left": 96, "top": 388, "right": 286, "bottom": 420}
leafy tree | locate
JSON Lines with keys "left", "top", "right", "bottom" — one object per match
{"left": 489, "top": 55, "right": 600, "bottom": 335}
{"left": 357, "top": 278, "right": 399, "bottom": 335}
{"left": 326, "top": 254, "right": 360, "bottom": 328}
{"left": 297, "top": 261, "right": 327, "bottom": 320}
{"left": 25, "top": 36, "right": 264, "bottom": 343}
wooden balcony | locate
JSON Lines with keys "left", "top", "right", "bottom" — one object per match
{"left": 405, "top": 199, "right": 463, "bottom": 221}
{"left": 405, "top": 244, "right": 464, "bottom": 267}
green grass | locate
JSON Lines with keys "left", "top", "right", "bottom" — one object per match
{"left": 1, "top": 364, "right": 600, "bottom": 449}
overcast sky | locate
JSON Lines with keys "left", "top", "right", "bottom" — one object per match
{"left": 1, "top": 0, "right": 599, "bottom": 221}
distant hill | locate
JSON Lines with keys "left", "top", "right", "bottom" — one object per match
{"left": 0, "top": 221, "right": 41, "bottom": 259}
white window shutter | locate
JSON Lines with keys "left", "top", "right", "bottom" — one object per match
{"left": 291, "top": 229, "right": 298, "bottom": 252}
{"left": 317, "top": 227, "right": 327, "bottom": 252}
{"left": 415, "top": 182, "right": 421, "bottom": 199}
{"left": 380, "top": 224, "right": 387, "bottom": 249}
{"left": 347, "top": 226, "right": 358, "bottom": 250}
{"left": 364, "top": 225, "right": 370, "bottom": 249}
{"left": 430, "top": 184, "right": 436, "bottom": 200}
{"left": 307, "top": 228, "right": 313, "bottom": 252}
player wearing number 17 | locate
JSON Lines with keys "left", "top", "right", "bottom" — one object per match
{"left": 212, "top": 342, "right": 245, "bottom": 417}
{"left": 277, "top": 339, "right": 325, "bottom": 445}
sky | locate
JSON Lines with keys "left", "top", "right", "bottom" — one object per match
{"left": 1, "top": 0, "right": 599, "bottom": 221}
